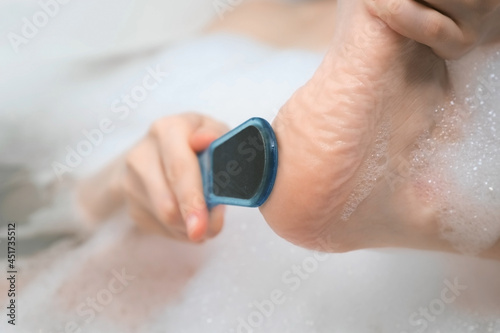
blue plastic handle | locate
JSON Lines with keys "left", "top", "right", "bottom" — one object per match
{"left": 198, "top": 117, "right": 278, "bottom": 208}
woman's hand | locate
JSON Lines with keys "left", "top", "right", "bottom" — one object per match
{"left": 78, "top": 113, "right": 229, "bottom": 242}
{"left": 122, "top": 113, "right": 229, "bottom": 242}
{"left": 364, "top": 0, "right": 500, "bottom": 59}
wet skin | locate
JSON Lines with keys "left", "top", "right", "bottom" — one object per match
{"left": 259, "top": 0, "right": 457, "bottom": 253}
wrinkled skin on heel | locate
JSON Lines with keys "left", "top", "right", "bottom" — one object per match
{"left": 260, "top": 0, "right": 453, "bottom": 253}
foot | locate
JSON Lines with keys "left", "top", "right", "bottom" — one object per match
{"left": 260, "top": 0, "right": 452, "bottom": 253}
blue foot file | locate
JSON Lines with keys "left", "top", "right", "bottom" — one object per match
{"left": 197, "top": 117, "right": 278, "bottom": 208}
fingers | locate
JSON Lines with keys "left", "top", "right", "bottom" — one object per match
{"left": 190, "top": 118, "right": 229, "bottom": 152}
{"left": 150, "top": 114, "right": 227, "bottom": 242}
{"left": 365, "top": 0, "right": 472, "bottom": 59}
{"left": 122, "top": 113, "right": 228, "bottom": 242}
{"left": 128, "top": 201, "right": 188, "bottom": 241}
{"left": 155, "top": 117, "right": 207, "bottom": 241}
{"left": 124, "top": 138, "right": 182, "bottom": 229}
{"left": 417, "top": 0, "right": 500, "bottom": 49}
{"left": 207, "top": 205, "right": 226, "bottom": 238}
{"left": 422, "top": 0, "right": 497, "bottom": 17}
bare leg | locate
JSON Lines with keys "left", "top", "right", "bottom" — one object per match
{"left": 206, "top": 0, "right": 337, "bottom": 52}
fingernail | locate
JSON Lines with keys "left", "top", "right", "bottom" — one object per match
{"left": 186, "top": 213, "right": 199, "bottom": 237}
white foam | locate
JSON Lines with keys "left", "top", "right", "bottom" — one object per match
{"left": 341, "top": 120, "right": 390, "bottom": 221}
{"left": 411, "top": 49, "right": 500, "bottom": 255}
